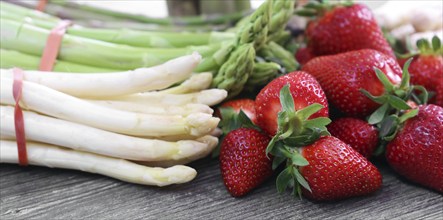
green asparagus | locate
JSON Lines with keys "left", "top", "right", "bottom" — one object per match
{"left": 0, "top": 49, "right": 114, "bottom": 73}
{"left": 0, "top": 8, "right": 236, "bottom": 48}
{"left": 5, "top": 0, "right": 248, "bottom": 27}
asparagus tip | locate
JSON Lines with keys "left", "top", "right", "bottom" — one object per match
{"left": 186, "top": 113, "right": 220, "bottom": 136}
{"left": 158, "top": 165, "right": 197, "bottom": 185}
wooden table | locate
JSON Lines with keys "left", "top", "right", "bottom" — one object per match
{"left": 1, "top": 158, "right": 442, "bottom": 219}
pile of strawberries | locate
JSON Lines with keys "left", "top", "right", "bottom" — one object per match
{"left": 216, "top": 1, "right": 442, "bottom": 201}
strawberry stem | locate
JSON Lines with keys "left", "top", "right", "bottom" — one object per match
{"left": 267, "top": 85, "right": 330, "bottom": 197}
{"left": 362, "top": 58, "right": 429, "bottom": 156}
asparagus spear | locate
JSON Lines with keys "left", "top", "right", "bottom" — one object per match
{"left": 0, "top": 140, "right": 197, "bottom": 186}
{"left": 89, "top": 102, "right": 213, "bottom": 116}
{"left": 0, "top": 1, "right": 59, "bottom": 22}
{"left": 50, "top": 0, "right": 249, "bottom": 26}
{"left": 257, "top": 41, "right": 299, "bottom": 72}
{"left": 1, "top": 9, "right": 236, "bottom": 48}
{"left": 0, "top": 78, "right": 220, "bottom": 137}
{"left": 246, "top": 61, "right": 282, "bottom": 88}
{"left": 267, "top": 0, "right": 295, "bottom": 43}
{"left": 0, "top": 53, "right": 201, "bottom": 98}
{"left": 4, "top": 0, "right": 248, "bottom": 26}
{"left": 0, "top": 49, "right": 114, "bottom": 72}
{"left": 74, "top": 20, "right": 232, "bottom": 32}
{"left": 0, "top": 106, "right": 217, "bottom": 162}
{"left": 104, "top": 89, "right": 228, "bottom": 107}
{"left": 212, "top": 0, "right": 272, "bottom": 96}
{"left": 157, "top": 73, "right": 213, "bottom": 94}
{"left": 1, "top": 18, "right": 221, "bottom": 70}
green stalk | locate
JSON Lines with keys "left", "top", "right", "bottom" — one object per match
{"left": 246, "top": 61, "right": 282, "bottom": 88}
{"left": 200, "top": 0, "right": 251, "bottom": 15}
{"left": 0, "top": 49, "right": 114, "bottom": 73}
{"left": 0, "top": 1, "right": 59, "bottom": 22}
{"left": 213, "top": 43, "right": 256, "bottom": 98}
{"left": 49, "top": 0, "right": 249, "bottom": 26}
{"left": 73, "top": 20, "right": 233, "bottom": 32}
{"left": 267, "top": 0, "right": 295, "bottom": 43}
{"left": 0, "top": 19, "right": 221, "bottom": 70}
{"left": 5, "top": 0, "right": 247, "bottom": 26}
{"left": 0, "top": 10, "right": 235, "bottom": 48}
{"left": 212, "top": 0, "right": 273, "bottom": 96}
{"left": 258, "top": 41, "right": 299, "bottom": 72}
{"left": 2, "top": 1, "right": 140, "bottom": 23}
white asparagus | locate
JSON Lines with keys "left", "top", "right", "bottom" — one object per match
{"left": 157, "top": 72, "right": 213, "bottom": 94}
{"left": 88, "top": 101, "right": 213, "bottom": 115}
{"left": 0, "top": 140, "right": 197, "bottom": 186}
{"left": 0, "top": 106, "right": 215, "bottom": 161}
{"left": 138, "top": 135, "right": 218, "bottom": 167}
{"left": 0, "top": 53, "right": 201, "bottom": 98}
{"left": 103, "top": 89, "right": 228, "bottom": 106}
{"left": 0, "top": 78, "right": 219, "bottom": 137}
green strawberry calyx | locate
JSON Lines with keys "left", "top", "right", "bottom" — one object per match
{"left": 295, "top": 0, "right": 353, "bottom": 17}
{"left": 212, "top": 107, "right": 261, "bottom": 157}
{"left": 266, "top": 85, "right": 331, "bottom": 197}
{"left": 360, "top": 58, "right": 429, "bottom": 155}
{"left": 398, "top": 36, "right": 443, "bottom": 59}
{"left": 417, "top": 36, "right": 443, "bottom": 56}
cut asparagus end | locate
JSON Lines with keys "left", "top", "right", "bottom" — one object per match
{"left": 185, "top": 113, "right": 220, "bottom": 136}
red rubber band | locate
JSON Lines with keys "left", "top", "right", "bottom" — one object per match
{"left": 39, "top": 20, "right": 72, "bottom": 71}
{"left": 36, "top": 0, "right": 48, "bottom": 12}
{"left": 12, "top": 68, "right": 28, "bottom": 166}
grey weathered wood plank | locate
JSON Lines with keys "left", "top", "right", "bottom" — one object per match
{"left": 1, "top": 159, "right": 442, "bottom": 220}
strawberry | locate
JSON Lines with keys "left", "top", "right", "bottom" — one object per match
{"left": 327, "top": 118, "right": 378, "bottom": 158}
{"left": 294, "top": 47, "right": 315, "bottom": 66}
{"left": 386, "top": 104, "right": 443, "bottom": 193}
{"left": 402, "top": 37, "right": 443, "bottom": 106}
{"left": 220, "top": 128, "right": 273, "bottom": 197}
{"left": 435, "top": 81, "right": 443, "bottom": 107}
{"left": 299, "top": 136, "right": 382, "bottom": 201}
{"left": 298, "top": 2, "right": 395, "bottom": 58}
{"left": 302, "top": 49, "right": 402, "bottom": 117}
{"left": 216, "top": 99, "right": 257, "bottom": 124}
{"left": 262, "top": 85, "right": 381, "bottom": 201}
{"left": 255, "top": 71, "right": 329, "bottom": 136}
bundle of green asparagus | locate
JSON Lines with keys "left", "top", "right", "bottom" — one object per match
{"left": 0, "top": 53, "right": 226, "bottom": 186}
{"left": 5, "top": 0, "right": 249, "bottom": 31}
{"left": 0, "top": 0, "right": 297, "bottom": 97}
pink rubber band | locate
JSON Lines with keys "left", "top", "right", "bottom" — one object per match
{"left": 12, "top": 68, "right": 28, "bottom": 166}
{"left": 39, "top": 20, "right": 72, "bottom": 71}
{"left": 36, "top": 0, "right": 48, "bottom": 12}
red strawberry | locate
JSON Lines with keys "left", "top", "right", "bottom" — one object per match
{"left": 265, "top": 86, "right": 379, "bottom": 201}
{"left": 435, "top": 81, "right": 443, "bottom": 107}
{"left": 301, "top": 3, "right": 395, "bottom": 58}
{"left": 220, "top": 128, "right": 273, "bottom": 197}
{"left": 386, "top": 104, "right": 443, "bottom": 193}
{"left": 302, "top": 49, "right": 402, "bottom": 117}
{"left": 216, "top": 99, "right": 257, "bottom": 124}
{"left": 255, "top": 71, "right": 329, "bottom": 136}
{"left": 403, "top": 37, "right": 443, "bottom": 106}
{"left": 300, "top": 136, "right": 382, "bottom": 201}
{"left": 295, "top": 47, "right": 315, "bottom": 66}
{"left": 327, "top": 118, "right": 378, "bottom": 158}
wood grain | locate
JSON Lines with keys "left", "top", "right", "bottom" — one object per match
{"left": 1, "top": 158, "right": 442, "bottom": 219}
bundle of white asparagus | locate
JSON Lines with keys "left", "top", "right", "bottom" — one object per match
{"left": 0, "top": 52, "right": 227, "bottom": 187}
